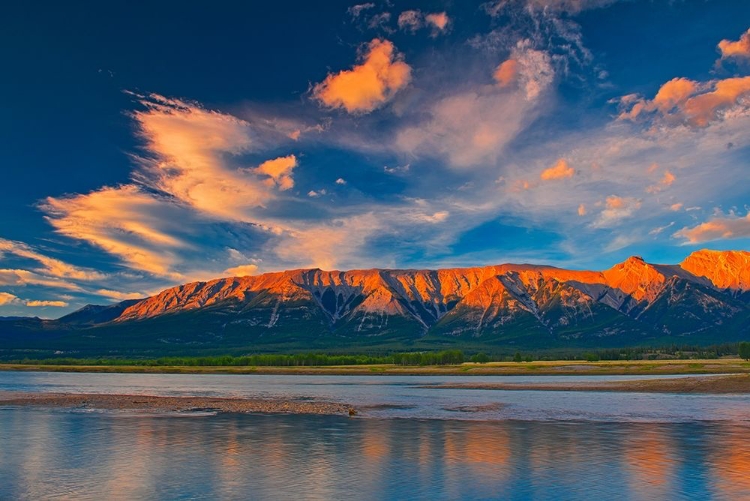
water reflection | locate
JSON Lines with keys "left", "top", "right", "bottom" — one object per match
{"left": 2, "top": 409, "right": 748, "bottom": 500}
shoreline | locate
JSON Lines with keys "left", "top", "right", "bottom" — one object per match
{"left": 420, "top": 374, "right": 750, "bottom": 393}
{"left": 0, "top": 391, "right": 356, "bottom": 416}
{"left": 0, "top": 359, "right": 748, "bottom": 376}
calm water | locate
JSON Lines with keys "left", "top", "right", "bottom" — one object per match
{"left": 1, "top": 372, "right": 749, "bottom": 500}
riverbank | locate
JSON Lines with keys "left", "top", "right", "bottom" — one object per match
{"left": 0, "top": 391, "right": 355, "bottom": 416}
{"left": 1, "top": 358, "right": 748, "bottom": 376}
{"left": 421, "top": 374, "right": 750, "bottom": 393}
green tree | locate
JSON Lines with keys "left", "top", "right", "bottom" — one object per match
{"left": 472, "top": 352, "right": 490, "bottom": 364}
{"left": 513, "top": 352, "right": 522, "bottom": 363}
{"left": 739, "top": 342, "right": 750, "bottom": 361}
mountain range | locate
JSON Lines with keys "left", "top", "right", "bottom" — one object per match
{"left": 1, "top": 249, "right": 749, "bottom": 357}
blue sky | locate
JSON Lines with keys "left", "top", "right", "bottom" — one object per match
{"left": 1, "top": 0, "right": 750, "bottom": 317}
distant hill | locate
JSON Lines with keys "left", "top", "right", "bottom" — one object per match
{"left": 1, "top": 249, "right": 749, "bottom": 358}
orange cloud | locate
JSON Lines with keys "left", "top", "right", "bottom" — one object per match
{"left": 674, "top": 213, "right": 750, "bottom": 243}
{"left": 0, "top": 269, "right": 83, "bottom": 291}
{"left": 95, "top": 289, "right": 145, "bottom": 301}
{"left": 670, "top": 203, "right": 683, "bottom": 211}
{"left": 494, "top": 59, "right": 518, "bottom": 88}
{"left": 42, "top": 185, "right": 186, "bottom": 279}
{"left": 26, "top": 300, "right": 68, "bottom": 307}
{"left": 0, "top": 238, "right": 104, "bottom": 281}
{"left": 134, "top": 95, "right": 275, "bottom": 219}
{"left": 682, "top": 77, "right": 750, "bottom": 126}
{"left": 0, "top": 292, "right": 68, "bottom": 308}
{"left": 312, "top": 39, "right": 411, "bottom": 114}
{"left": 661, "top": 170, "right": 675, "bottom": 186}
{"left": 577, "top": 204, "right": 587, "bottom": 216}
{"left": 254, "top": 155, "right": 297, "bottom": 191}
{"left": 652, "top": 78, "right": 697, "bottom": 112}
{"left": 224, "top": 264, "right": 258, "bottom": 277}
{"left": 619, "top": 76, "right": 750, "bottom": 126}
{"left": 718, "top": 28, "right": 750, "bottom": 59}
{"left": 0, "top": 292, "right": 19, "bottom": 306}
{"left": 606, "top": 196, "right": 625, "bottom": 209}
{"left": 540, "top": 159, "right": 574, "bottom": 181}
{"left": 425, "top": 12, "right": 450, "bottom": 33}
{"left": 646, "top": 169, "right": 676, "bottom": 194}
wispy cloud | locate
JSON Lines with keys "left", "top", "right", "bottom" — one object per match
{"left": 0, "top": 292, "right": 67, "bottom": 308}
{"left": 42, "top": 185, "right": 186, "bottom": 279}
{"left": 0, "top": 238, "right": 104, "bottom": 281}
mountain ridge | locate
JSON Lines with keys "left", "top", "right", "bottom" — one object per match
{"left": 1, "top": 249, "right": 748, "bottom": 356}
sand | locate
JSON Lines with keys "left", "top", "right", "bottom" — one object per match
{"left": 420, "top": 374, "right": 750, "bottom": 393}
{"left": 0, "top": 391, "right": 356, "bottom": 416}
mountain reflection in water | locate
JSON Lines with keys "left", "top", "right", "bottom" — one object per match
{"left": 1, "top": 409, "right": 749, "bottom": 500}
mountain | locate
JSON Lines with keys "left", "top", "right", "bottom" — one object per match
{"left": 1, "top": 250, "right": 749, "bottom": 357}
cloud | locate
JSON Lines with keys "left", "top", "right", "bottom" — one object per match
{"left": 41, "top": 185, "right": 186, "bottom": 279}
{"left": 646, "top": 169, "right": 676, "bottom": 194}
{"left": 682, "top": 77, "right": 750, "bottom": 126}
{"left": 397, "top": 10, "right": 422, "bottom": 32}
{"left": 0, "top": 269, "right": 83, "bottom": 291}
{"left": 494, "top": 59, "right": 519, "bottom": 88}
{"left": 25, "top": 300, "right": 68, "bottom": 308}
{"left": 540, "top": 158, "right": 574, "bottom": 181}
{"left": 95, "top": 289, "right": 145, "bottom": 301}
{"left": 254, "top": 155, "right": 297, "bottom": 191}
{"left": 223, "top": 264, "right": 258, "bottom": 277}
{"left": 367, "top": 12, "right": 392, "bottom": 31}
{"left": 577, "top": 204, "right": 586, "bottom": 216}
{"left": 0, "top": 238, "right": 104, "bottom": 281}
{"left": 619, "top": 76, "right": 750, "bottom": 127}
{"left": 415, "top": 211, "right": 449, "bottom": 223}
{"left": 0, "top": 292, "right": 20, "bottom": 306}
{"left": 593, "top": 196, "right": 641, "bottom": 227}
{"left": 670, "top": 203, "right": 683, "bottom": 212}
{"left": 425, "top": 12, "right": 450, "bottom": 35}
{"left": 483, "top": 0, "right": 621, "bottom": 16}
{"left": 674, "top": 212, "right": 750, "bottom": 243}
{"left": 312, "top": 39, "right": 411, "bottom": 114}
{"left": 718, "top": 28, "right": 750, "bottom": 60}
{"left": 395, "top": 42, "right": 553, "bottom": 168}
{"left": 271, "top": 214, "right": 384, "bottom": 271}
{"left": 133, "top": 94, "right": 278, "bottom": 220}
{"left": 348, "top": 3, "right": 375, "bottom": 18}
{"left": 649, "top": 221, "right": 674, "bottom": 236}
{"left": 335, "top": 178, "right": 347, "bottom": 185}
{"left": 0, "top": 292, "right": 67, "bottom": 308}
{"left": 509, "top": 40, "right": 554, "bottom": 101}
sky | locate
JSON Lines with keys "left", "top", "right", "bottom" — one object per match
{"left": 1, "top": 0, "right": 750, "bottom": 318}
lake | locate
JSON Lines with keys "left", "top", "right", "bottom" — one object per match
{"left": 1, "top": 371, "right": 749, "bottom": 500}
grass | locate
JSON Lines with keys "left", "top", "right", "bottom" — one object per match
{"left": 1, "top": 358, "right": 748, "bottom": 376}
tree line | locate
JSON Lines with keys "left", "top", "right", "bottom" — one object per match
{"left": 9, "top": 342, "right": 750, "bottom": 367}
